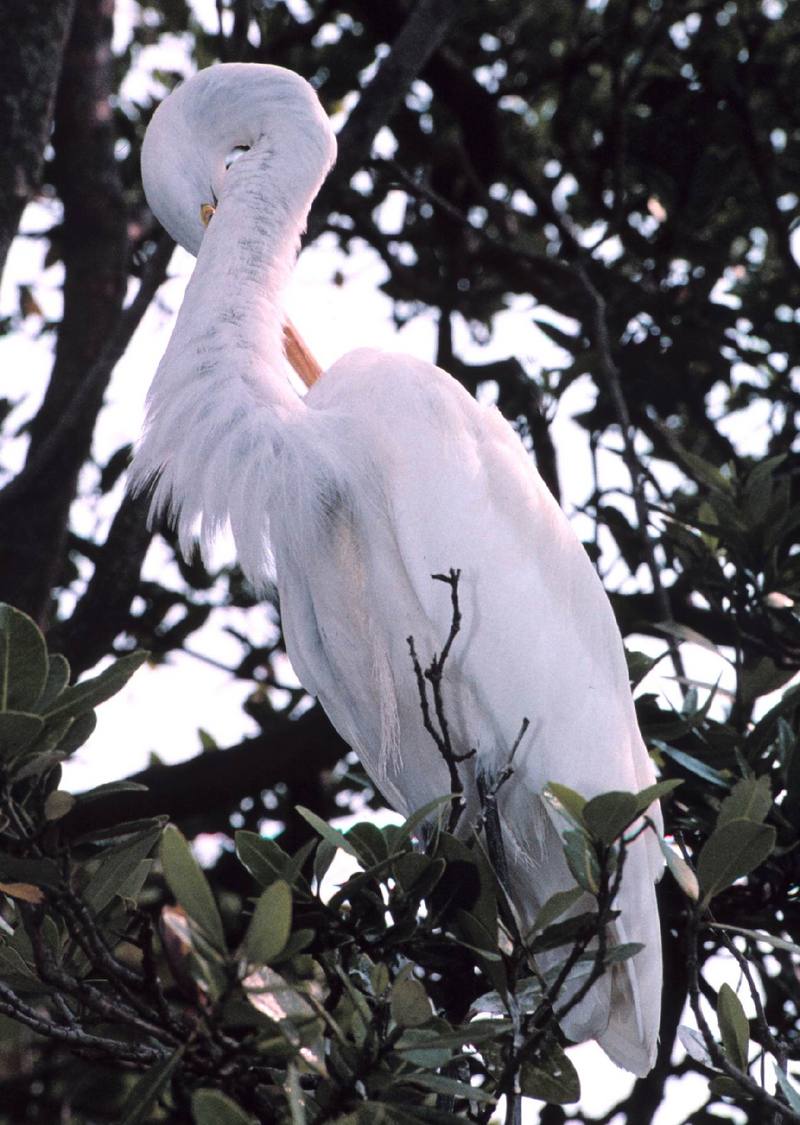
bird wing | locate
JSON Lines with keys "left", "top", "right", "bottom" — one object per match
{"left": 281, "top": 348, "right": 662, "bottom": 1073}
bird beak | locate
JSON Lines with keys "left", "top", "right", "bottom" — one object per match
{"left": 283, "top": 319, "right": 322, "bottom": 388}
{"left": 200, "top": 202, "right": 216, "bottom": 227}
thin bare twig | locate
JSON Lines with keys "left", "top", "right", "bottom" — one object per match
{"left": 407, "top": 568, "right": 475, "bottom": 833}
{"left": 0, "top": 979, "right": 165, "bottom": 1065}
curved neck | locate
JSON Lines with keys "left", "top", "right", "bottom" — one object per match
{"left": 170, "top": 127, "right": 325, "bottom": 413}
{"left": 131, "top": 111, "right": 332, "bottom": 581}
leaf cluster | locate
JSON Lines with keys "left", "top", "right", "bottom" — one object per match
{"left": 0, "top": 607, "right": 695, "bottom": 1123}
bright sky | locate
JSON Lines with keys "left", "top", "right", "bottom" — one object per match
{"left": 3, "top": 2, "right": 792, "bottom": 1119}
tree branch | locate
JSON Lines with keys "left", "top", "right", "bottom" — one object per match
{"left": 0, "top": 0, "right": 128, "bottom": 622}
{"left": 308, "top": 0, "right": 463, "bottom": 241}
{"left": 62, "top": 706, "right": 349, "bottom": 838}
{"left": 0, "top": 0, "right": 75, "bottom": 280}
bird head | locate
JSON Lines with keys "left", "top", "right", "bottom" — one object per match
{"left": 141, "top": 63, "right": 337, "bottom": 257}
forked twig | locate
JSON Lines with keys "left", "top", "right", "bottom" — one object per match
{"left": 407, "top": 568, "right": 475, "bottom": 832}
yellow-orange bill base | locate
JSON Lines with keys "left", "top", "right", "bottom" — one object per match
{"left": 284, "top": 319, "right": 322, "bottom": 388}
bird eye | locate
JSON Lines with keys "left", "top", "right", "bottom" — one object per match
{"left": 224, "top": 145, "right": 250, "bottom": 170}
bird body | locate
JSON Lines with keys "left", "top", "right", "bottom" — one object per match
{"left": 132, "top": 63, "right": 664, "bottom": 1077}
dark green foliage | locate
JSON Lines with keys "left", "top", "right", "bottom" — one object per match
{"left": 0, "top": 608, "right": 798, "bottom": 1122}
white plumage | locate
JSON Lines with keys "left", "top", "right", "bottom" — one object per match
{"left": 131, "top": 63, "right": 663, "bottom": 1076}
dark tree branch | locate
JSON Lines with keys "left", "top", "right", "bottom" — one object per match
{"left": 46, "top": 492, "right": 155, "bottom": 675}
{"left": 62, "top": 706, "right": 349, "bottom": 839}
{"left": 308, "top": 0, "right": 463, "bottom": 242}
{"left": 0, "top": 980, "right": 164, "bottom": 1065}
{"left": 0, "top": 233, "right": 173, "bottom": 516}
{"left": 0, "top": 0, "right": 75, "bottom": 280}
{"left": 0, "top": 0, "right": 127, "bottom": 623}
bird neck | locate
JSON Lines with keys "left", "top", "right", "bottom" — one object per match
{"left": 177, "top": 123, "right": 328, "bottom": 413}
{"left": 131, "top": 112, "right": 332, "bottom": 580}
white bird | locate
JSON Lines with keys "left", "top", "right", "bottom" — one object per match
{"left": 131, "top": 63, "right": 664, "bottom": 1076}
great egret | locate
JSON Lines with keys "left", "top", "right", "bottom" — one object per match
{"left": 131, "top": 63, "right": 663, "bottom": 1076}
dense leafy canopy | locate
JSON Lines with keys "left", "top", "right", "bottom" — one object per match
{"left": 0, "top": 0, "right": 798, "bottom": 1122}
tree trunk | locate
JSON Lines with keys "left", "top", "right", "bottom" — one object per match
{"left": 0, "top": 0, "right": 75, "bottom": 282}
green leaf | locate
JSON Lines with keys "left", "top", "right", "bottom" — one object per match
{"left": 34, "top": 654, "right": 70, "bottom": 714}
{"left": 243, "top": 880, "right": 292, "bottom": 964}
{"left": 740, "top": 657, "right": 796, "bottom": 706}
{"left": 295, "top": 806, "right": 360, "bottom": 859}
{"left": 400, "top": 856, "right": 447, "bottom": 906}
{"left": 678, "top": 1025, "right": 712, "bottom": 1065}
{"left": 370, "top": 961, "right": 390, "bottom": 996}
{"left": 0, "top": 942, "right": 39, "bottom": 985}
{"left": 709, "top": 923, "right": 800, "bottom": 955}
{"left": 160, "top": 825, "right": 225, "bottom": 952}
{"left": 242, "top": 965, "right": 316, "bottom": 1027}
{"left": 562, "top": 830, "right": 600, "bottom": 894}
{"left": 543, "top": 783, "right": 587, "bottom": 829}
{"left": 328, "top": 851, "right": 406, "bottom": 910}
{"left": 346, "top": 821, "right": 388, "bottom": 867}
{"left": 708, "top": 1075, "right": 742, "bottom": 1100}
{"left": 42, "top": 651, "right": 147, "bottom": 722}
{"left": 395, "top": 1019, "right": 512, "bottom": 1051}
{"left": 83, "top": 826, "right": 163, "bottom": 912}
{"left": 632, "top": 778, "right": 683, "bottom": 814}
{"left": 717, "top": 983, "right": 749, "bottom": 1069}
{"left": 774, "top": 1067, "right": 800, "bottom": 1112}
{"left": 275, "top": 928, "right": 314, "bottom": 961}
{"left": 654, "top": 620, "right": 722, "bottom": 655}
{"left": 583, "top": 791, "right": 638, "bottom": 845}
{"left": 392, "top": 1026, "right": 453, "bottom": 1069}
{"left": 0, "top": 711, "right": 44, "bottom": 757}
{"left": 351, "top": 1103, "right": 462, "bottom": 1124}
{"left": 75, "top": 815, "right": 167, "bottom": 847}
{"left": 117, "top": 859, "right": 153, "bottom": 902}
{"left": 0, "top": 854, "right": 60, "bottom": 886}
{"left": 656, "top": 836, "right": 699, "bottom": 901}
{"left": 313, "top": 837, "right": 337, "bottom": 887}
{"left": 401, "top": 1071, "right": 495, "bottom": 1104}
{"left": 520, "top": 1042, "right": 581, "bottom": 1104}
{"left": 197, "top": 727, "right": 218, "bottom": 751}
{"left": 53, "top": 710, "right": 97, "bottom": 757}
{"left": 119, "top": 1048, "right": 183, "bottom": 1125}
{"left": 11, "top": 750, "right": 67, "bottom": 782}
{"left": 43, "top": 790, "right": 75, "bottom": 821}
{"left": 672, "top": 447, "right": 734, "bottom": 495}
{"left": 698, "top": 819, "right": 776, "bottom": 903}
{"left": 78, "top": 779, "right": 149, "bottom": 802}
{"left": 235, "top": 831, "right": 307, "bottom": 891}
{"left": 603, "top": 941, "right": 644, "bottom": 964}
{"left": 453, "top": 908, "right": 501, "bottom": 958}
{"left": 433, "top": 833, "right": 498, "bottom": 942}
{"left": 473, "top": 977, "right": 543, "bottom": 1017}
{"left": 393, "top": 852, "right": 441, "bottom": 894}
{"left": 654, "top": 743, "right": 729, "bottom": 787}
{"left": 390, "top": 977, "right": 433, "bottom": 1028}
{"left": 191, "top": 1088, "right": 257, "bottom": 1125}
{"left": 395, "top": 794, "right": 455, "bottom": 845}
{"left": 530, "top": 911, "right": 601, "bottom": 954}
{"left": 0, "top": 604, "right": 48, "bottom": 712}
{"left": 717, "top": 776, "right": 772, "bottom": 828}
